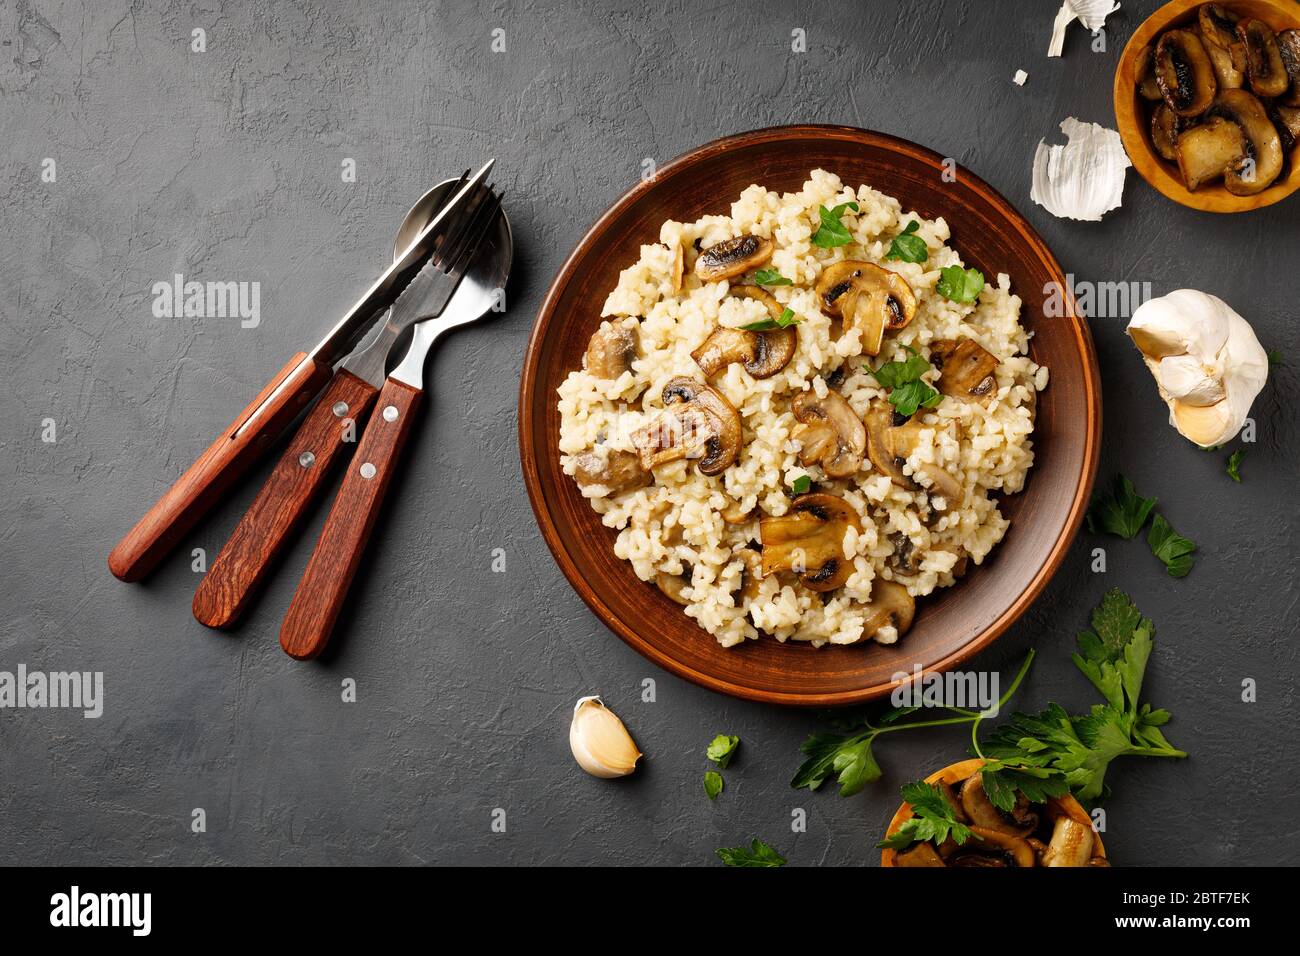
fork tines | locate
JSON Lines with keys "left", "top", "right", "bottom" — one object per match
{"left": 432, "top": 182, "right": 501, "bottom": 275}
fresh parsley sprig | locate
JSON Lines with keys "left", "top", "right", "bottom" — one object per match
{"left": 739, "top": 307, "right": 799, "bottom": 332}
{"left": 876, "top": 781, "right": 978, "bottom": 849}
{"left": 752, "top": 267, "right": 793, "bottom": 286}
{"left": 716, "top": 838, "right": 786, "bottom": 867}
{"left": 1087, "top": 473, "right": 1196, "bottom": 577}
{"left": 866, "top": 346, "right": 942, "bottom": 417}
{"left": 811, "top": 201, "right": 859, "bottom": 248}
{"left": 936, "top": 265, "right": 985, "bottom": 303}
{"left": 790, "top": 652, "right": 1036, "bottom": 797}
{"left": 1226, "top": 449, "right": 1246, "bottom": 482}
{"left": 981, "top": 589, "right": 1186, "bottom": 804}
{"left": 884, "top": 220, "right": 928, "bottom": 264}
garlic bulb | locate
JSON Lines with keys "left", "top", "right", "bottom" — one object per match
{"left": 569, "top": 696, "right": 641, "bottom": 778}
{"left": 1127, "top": 290, "right": 1268, "bottom": 447}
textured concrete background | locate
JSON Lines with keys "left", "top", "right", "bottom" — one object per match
{"left": 0, "top": 0, "right": 1294, "bottom": 866}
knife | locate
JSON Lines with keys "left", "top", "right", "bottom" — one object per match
{"left": 108, "top": 160, "right": 495, "bottom": 583}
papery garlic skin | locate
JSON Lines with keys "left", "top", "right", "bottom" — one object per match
{"left": 1127, "top": 290, "right": 1268, "bottom": 447}
{"left": 1049, "top": 1, "right": 1121, "bottom": 57}
{"left": 569, "top": 696, "right": 642, "bottom": 779}
{"left": 1031, "top": 118, "right": 1131, "bottom": 222}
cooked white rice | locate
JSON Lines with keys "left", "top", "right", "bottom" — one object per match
{"left": 557, "top": 170, "right": 1046, "bottom": 649}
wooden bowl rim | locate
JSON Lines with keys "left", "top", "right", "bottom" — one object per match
{"left": 1113, "top": 0, "right": 1300, "bottom": 213}
{"left": 879, "top": 757, "right": 1107, "bottom": 866}
{"left": 518, "top": 124, "right": 1102, "bottom": 707}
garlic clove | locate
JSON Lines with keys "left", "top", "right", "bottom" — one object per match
{"left": 1157, "top": 354, "right": 1226, "bottom": 406}
{"left": 569, "top": 696, "right": 642, "bottom": 778}
{"left": 1127, "top": 290, "right": 1269, "bottom": 448}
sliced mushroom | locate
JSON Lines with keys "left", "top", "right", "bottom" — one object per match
{"left": 1175, "top": 114, "right": 1247, "bottom": 190}
{"left": 656, "top": 572, "right": 691, "bottom": 606}
{"left": 1027, "top": 836, "right": 1050, "bottom": 865}
{"left": 759, "top": 492, "right": 862, "bottom": 592}
{"left": 1206, "top": 39, "right": 1245, "bottom": 89}
{"left": 815, "top": 261, "right": 916, "bottom": 357}
{"left": 1041, "top": 815, "right": 1095, "bottom": 868}
{"left": 791, "top": 389, "right": 867, "bottom": 479}
{"left": 1278, "top": 30, "right": 1300, "bottom": 107}
{"left": 1134, "top": 46, "right": 1165, "bottom": 100}
{"left": 669, "top": 241, "right": 686, "bottom": 293}
{"left": 571, "top": 448, "right": 650, "bottom": 496}
{"left": 691, "top": 286, "right": 796, "bottom": 379}
{"left": 1156, "top": 29, "right": 1218, "bottom": 118}
{"left": 694, "top": 234, "right": 774, "bottom": 282}
{"left": 736, "top": 547, "right": 762, "bottom": 603}
{"left": 931, "top": 338, "right": 999, "bottom": 402}
{"left": 958, "top": 773, "right": 1035, "bottom": 837}
{"left": 631, "top": 377, "right": 742, "bottom": 476}
{"left": 889, "top": 532, "right": 918, "bottom": 574}
{"left": 864, "top": 402, "right": 921, "bottom": 489}
{"left": 857, "top": 579, "right": 915, "bottom": 639}
{"left": 719, "top": 495, "right": 752, "bottom": 524}
{"left": 1198, "top": 4, "right": 1240, "bottom": 54}
{"left": 1151, "top": 103, "right": 1183, "bottom": 161}
{"left": 893, "top": 841, "right": 946, "bottom": 867}
{"left": 585, "top": 322, "right": 640, "bottom": 379}
{"left": 1212, "top": 88, "right": 1284, "bottom": 195}
{"left": 963, "top": 826, "right": 1036, "bottom": 868}
{"left": 1238, "top": 19, "right": 1288, "bottom": 99}
{"left": 1273, "top": 103, "right": 1300, "bottom": 147}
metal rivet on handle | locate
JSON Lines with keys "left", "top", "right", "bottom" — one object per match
{"left": 298, "top": 451, "right": 316, "bottom": 468}
{"left": 332, "top": 401, "right": 349, "bottom": 417}
{"left": 360, "top": 462, "right": 377, "bottom": 479}
{"left": 383, "top": 405, "right": 399, "bottom": 422}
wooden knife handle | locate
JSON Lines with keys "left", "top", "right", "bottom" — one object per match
{"left": 192, "top": 370, "right": 381, "bottom": 629}
{"left": 280, "top": 378, "right": 423, "bottom": 660}
{"left": 108, "top": 352, "right": 332, "bottom": 583}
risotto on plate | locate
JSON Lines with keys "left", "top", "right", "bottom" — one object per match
{"left": 557, "top": 170, "right": 1046, "bottom": 649}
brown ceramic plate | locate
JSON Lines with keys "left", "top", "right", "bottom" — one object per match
{"left": 1114, "top": 0, "right": 1300, "bottom": 213}
{"left": 519, "top": 125, "right": 1100, "bottom": 706}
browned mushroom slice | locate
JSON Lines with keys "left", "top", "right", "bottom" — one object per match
{"left": 892, "top": 842, "right": 946, "bottom": 867}
{"left": 693, "top": 234, "right": 774, "bottom": 282}
{"left": 736, "top": 547, "right": 762, "bottom": 602}
{"left": 759, "top": 493, "right": 862, "bottom": 592}
{"left": 815, "top": 261, "right": 916, "bottom": 357}
{"left": 630, "top": 377, "right": 743, "bottom": 476}
{"left": 1278, "top": 30, "right": 1300, "bottom": 107}
{"left": 858, "top": 579, "right": 915, "bottom": 639}
{"left": 1134, "top": 46, "right": 1164, "bottom": 100}
{"left": 691, "top": 286, "right": 796, "bottom": 379}
{"left": 1206, "top": 39, "right": 1245, "bottom": 89}
{"left": 959, "top": 773, "right": 1036, "bottom": 837}
{"left": 656, "top": 572, "right": 691, "bottom": 606}
{"left": 791, "top": 389, "right": 867, "bottom": 479}
{"left": 585, "top": 323, "right": 640, "bottom": 379}
{"left": 571, "top": 448, "right": 650, "bottom": 496}
{"left": 863, "top": 402, "right": 924, "bottom": 489}
{"left": 931, "top": 338, "right": 999, "bottom": 402}
{"left": 1151, "top": 103, "right": 1182, "bottom": 161}
{"left": 1274, "top": 103, "right": 1300, "bottom": 147}
{"left": 889, "top": 532, "right": 918, "bottom": 574}
{"left": 963, "top": 827, "right": 1036, "bottom": 868}
{"left": 1156, "top": 29, "right": 1218, "bottom": 118}
{"left": 1198, "top": 3, "right": 1240, "bottom": 53}
{"left": 1041, "top": 816, "right": 1096, "bottom": 867}
{"left": 669, "top": 241, "right": 686, "bottom": 292}
{"left": 1175, "top": 114, "right": 1247, "bottom": 189}
{"left": 1212, "top": 89, "right": 1284, "bottom": 194}
{"left": 1239, "top": 19, "right": 1288, "bottom": 98}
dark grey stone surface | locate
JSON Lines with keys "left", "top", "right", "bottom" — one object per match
{"left": 1, "top": 0, "right": 1293, "bottom": 866}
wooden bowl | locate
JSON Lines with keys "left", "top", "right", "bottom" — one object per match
{"left": 518, "top": 125, "right": 1101, "bottom": 707}
{"left": 1114, "top": 0, "right": 1300, "bottom": 213}
{"left": 880, "top": 758, "right": 1107, "bottom": 866}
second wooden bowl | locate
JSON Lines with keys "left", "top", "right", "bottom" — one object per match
{"left": 1114, "top": 0, "right": 1300, "bottom": 213}
{"left": 518, "top": 125, "right": 1101, "bottom": 707}
{"left": 880, "top": 758, "right": 1107, "bottom": 866}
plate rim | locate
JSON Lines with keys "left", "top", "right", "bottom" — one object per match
{"left": 518, "top": 123, "right": 1102, "bottom": 706}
